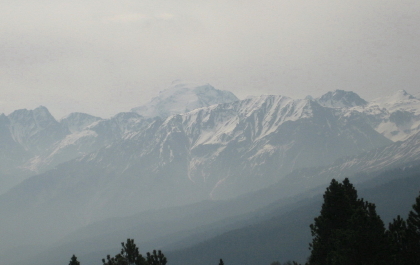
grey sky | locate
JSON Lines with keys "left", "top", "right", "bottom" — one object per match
{"left": 1, "top": 0, "right": 419, "bottom": 119}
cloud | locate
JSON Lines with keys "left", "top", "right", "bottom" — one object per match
{"left": 155, "top": 13, "right": 175, "bottom": 21}
{"left": 106, "top": 13, "right": 150, "bottom": 23}
{"left": 0, "top": 0, "right": 419, "bottom": 118}
{"left": 105, "top": 12, "right": 176, "bottom": 23}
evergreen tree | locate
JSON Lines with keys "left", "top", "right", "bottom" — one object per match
{"left": 407, "top": 192, "right": 420, "bottom": 233}
{"left": 387, "top": 191, "right": 420, "bottom": 264}
{"left": 309, "top": 179, "right": 359, "bottom": 265}
{"left": 308, "top": 178, "right": 390, "bottom": 265}
{"left": 388, "top": 215, "right": 409, "bottom": 265}
{"left": 219, "top": 259, "right": 224, "bottom": 265}
{"left": 146, "top": 250, "right": 167, "bottom": 265}
{"left": 102, "top": 239, "right": 147, "bottom": 265}
{"left": 69, "top": 254, "right": 80, "bottom": 265}
{"left": 406, "top": 191, "right": 420, "bottom": 263}
{"left": 102, "top": 254, "right": 118, "bottom": 265}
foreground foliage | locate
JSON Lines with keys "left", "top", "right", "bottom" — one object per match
{"left": 69, "top": 255, "right": 80, "bottom": 265}
{"left": 387, "top": 190, "right": 420, "bottom": 265}
{"left": 102, "top": 239, "right": 147, "bottom": 265}
{"left": 146, "top": 250, "right": 167, "bottom": 265}
{"left": 308, "top": 178, "right": 389, "bottom": 264}
{"left": 100, "top": 239, "right": 167, "bottom": 265}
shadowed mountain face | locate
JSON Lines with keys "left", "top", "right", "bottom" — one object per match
{"left": 317, "top": 90, "right": 368, "bottom": 108}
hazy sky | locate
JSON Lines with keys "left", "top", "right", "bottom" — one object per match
{"left": 1, "top": 0, "right": 419, "bottom": 119}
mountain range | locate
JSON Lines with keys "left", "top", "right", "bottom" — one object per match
{"left": 0, "top": 83, "right": 420, "bottom": 265}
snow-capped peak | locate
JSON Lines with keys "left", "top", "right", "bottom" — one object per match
{"left": 317, "top": 90, "right": 367, "bottom": 108}
{"left": 372, "top": 89, "right": 416, "bottom": 106}
{"left": 370, "top": 90, "right": 419, "bottom": 113}
{"left": 391, "top": 89, "right": 416, "bottom": 100}
{"left": 131, "top": 82, "right": 239, "bottom": 118}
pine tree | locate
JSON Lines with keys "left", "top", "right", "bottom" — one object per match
{"left": 218, "top": 259, "right": 224, "bottom": 265}
{"left": 346, "top": 201, "right": 390, "bottom": 264}
{"left": 406, "top": 191, "right": 420, "bottom": 263}
{"left": 146, "top": 250, "right": 167, "bottom": 265}
{"left": 102, "top": 239, "right": 147, "bottom": 265}
{"left": 308, "top": 178, "right": 390, "bottom": 265}
{"left": 69, "top": 254, "right": 80, "bottom": 265}
{"left": 309, "top": 178, "right": 359, "bottom": 265}
{"left": 388, "top": 215, "right": 409, "bottom": 265}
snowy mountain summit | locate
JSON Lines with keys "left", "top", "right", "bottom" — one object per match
{"left": 314, "top": 89, "right": 420, "bottom": 142}
{"left": 371, "top": 89, "right": 419, "bottom": 113}
{"left": 131, "top": 81, "right": 239, "bottom": 118}
{"left": 317, "top": 90, "right": 367, "bottom": 108}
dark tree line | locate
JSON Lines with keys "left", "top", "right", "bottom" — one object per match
{"left": 270, "top": 261, "right": 300, "bottom": 265}
{"left": 69, "top": 239, "right": 167, "bottom": 265}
